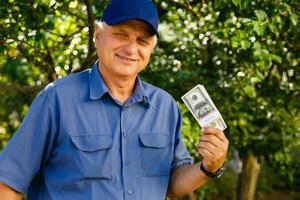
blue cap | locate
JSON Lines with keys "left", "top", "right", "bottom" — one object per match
{"left": 101, "top": 0, "right": 158, "bottom": 35}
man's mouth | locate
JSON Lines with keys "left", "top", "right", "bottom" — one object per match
{"left": 116, "top": 54, "right": 138, "bottom": 62}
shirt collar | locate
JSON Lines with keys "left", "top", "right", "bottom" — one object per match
{"left": 131, "top": 76, "right": 151, "bottom": 106}
{"left": 89, "top": 60, "right": 152, "bottom": 107}
{"left": 89, "top": 60, "right": 108, "bottom": 100}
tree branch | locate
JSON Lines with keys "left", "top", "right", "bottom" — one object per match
{"left": 84, "top": 0, "right": 95, "bottom": 56}
{"left": 45, "top": 49, "right": 58, "bottom": 81}
{"left": 166, "top": 1, "right": 201, "bottom": 20}
{"left": 71, "top": 0, "right": 97, "bottom": 73}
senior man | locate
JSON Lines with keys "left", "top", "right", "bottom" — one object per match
{"left": 0, "top": 0, "right": 228, "bottom": 199}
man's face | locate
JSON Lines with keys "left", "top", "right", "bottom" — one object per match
{"left": 94, "top": 20, "right": 156, "bottom": 79}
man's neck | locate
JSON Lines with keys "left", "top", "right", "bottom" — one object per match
{"left": 98, "top": 66, "right": 136, "bottom": 104}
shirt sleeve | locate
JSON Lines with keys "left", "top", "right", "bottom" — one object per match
{"left": 0, "top": 91, "right": 57, "bottom": 193}
{"left": 170, "top": 104, "right": 192, "bottom": 172}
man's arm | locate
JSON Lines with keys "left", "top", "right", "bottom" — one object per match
{"left": 167, "top": 163, "right": 209, "bottom": 198}
{"left": 167, "top": 127, "right": 229, "bottom": 197}
{"left": 0, "top": 182, "right": 23, "bottom": 200}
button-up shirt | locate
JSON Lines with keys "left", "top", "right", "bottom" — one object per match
{"left": 0, "top": 61, "right": 192, "bottom": 200}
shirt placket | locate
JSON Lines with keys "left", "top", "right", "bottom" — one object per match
{"left": 120, "top": 105, "right": 135, "bottom": 200}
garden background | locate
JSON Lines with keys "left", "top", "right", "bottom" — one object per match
{"left": 0, "top": 0, "right": 299, "bottom": 199}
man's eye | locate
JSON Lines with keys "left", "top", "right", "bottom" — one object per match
{"left": 138, "top": 39, "right": 149, "bottom": 46}
{"left": 115, "top": 33, "right": 127, "bottom": 37}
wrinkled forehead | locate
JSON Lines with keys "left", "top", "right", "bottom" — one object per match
{"left": 110, "top": 19, "right": 155, "bottom": 37}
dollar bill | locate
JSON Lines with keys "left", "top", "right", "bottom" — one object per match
{"left": 181, "top": 84, "right": 227, "bottom": 131}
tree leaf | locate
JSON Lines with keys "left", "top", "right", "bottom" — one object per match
{"left": 269, "top": 54, "right": 282, "bottom": 63}
{"left": 231, "top": 36, "right": 240, "bottom": 48}
{"left": 242, "top": 0, "right": 251, "bottom": 9}
{"left": 290, "top": 13, "right": 298, "bottom": 26}
{"left": 232, "top": 0, "right": 240, "bottom": 7}
{"left": 214, "top": 0, "right": 225, "bottom": 9}
{"left": 269, "top": 19, "right": 277, "bottom": 34}
{"left": 253, "top": 21, "right": 266, "bottom": 36}
{"left": 241, "top": 40, "right": 251, "bottom": 50}
{"left": 244, "top": 85, "right": 256, "bottom": 98}
{"left": 254, "top": 9, "right": 267, "bottom": 21}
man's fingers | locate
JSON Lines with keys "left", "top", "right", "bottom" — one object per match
{"left": 202, "top": 126, "right": 228, "bottom": 143}
{"left": 198, "top": 141, "right": 217, "bottom": 155}
{"left": 198, "top": 147, "right": 214, "bottom": 159}
{"left": 199, "top": 134, "right": 223, "bottom": 148}
{"left": 197, "top": 127, "right": 229, "bottom": 172}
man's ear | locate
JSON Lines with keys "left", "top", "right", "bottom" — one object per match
{"left": 94, "top": 23, "right": 100, "bottom": 42}
{"left": 152, "top": 36, "right": 158, "bottom": 51}
{"left": 94, "top": 23, "right": 103, "bottom": 49}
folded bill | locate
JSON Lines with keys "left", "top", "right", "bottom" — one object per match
{"left": 181, "top": 84, "right": 227, "bottom": 131}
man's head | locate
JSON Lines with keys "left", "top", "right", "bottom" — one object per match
{"left": 94, "top": 0, "right": 159, "bottom": 80}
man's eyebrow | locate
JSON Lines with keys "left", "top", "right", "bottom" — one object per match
{"left": 138, "top": 35, "right": 151, "bottom": 42}
{"left": 112, "top": 28, "right": 128, "bottom": 33}
{"left": 140, "top": 33, "right": 154, "bottom": 41}
{"left": 137, "top": 37, "right": 150, "bottom": 45}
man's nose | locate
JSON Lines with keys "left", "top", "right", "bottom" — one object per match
{"left": 123, "top": 40, "right": 138, "bottom": 55}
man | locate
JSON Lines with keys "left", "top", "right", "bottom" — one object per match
{"left": 0, "top": 0, "right": 228, "bottom": 199}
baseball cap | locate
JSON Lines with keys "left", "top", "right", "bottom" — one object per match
{"left": 101, "top": 0, "right": 159, "bottom": 36}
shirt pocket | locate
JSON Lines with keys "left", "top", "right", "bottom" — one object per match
{"left": 139, "top": 133, "right": 172, "bottom": 177}
{"left": 70, "top": 134, "right": 112, "bottom": 180}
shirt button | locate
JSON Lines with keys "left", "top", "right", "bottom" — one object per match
{"left": 122, "top": 132, "right": 126, "bottom": 137}
{"left": 127, "top": 189, "right": 132, "bottom": 194}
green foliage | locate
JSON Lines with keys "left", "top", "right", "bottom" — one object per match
{"left": 147, "top": 0, "right": 300, "bottom": 196}
{"left": 0, "top": 0, "right": 98, "bottom": 147}
{"left": 1, "top": 0, "right": 300, "bottom": 198}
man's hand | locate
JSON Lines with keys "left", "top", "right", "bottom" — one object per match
{"left": 167, "top": 126, "right": 229, "bottom": 197}
{"left": 197, "top": 126, "right": 229, "bottom": 172}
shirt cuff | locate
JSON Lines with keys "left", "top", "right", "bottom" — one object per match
{"left": 0, "top": 174, "right": 27, "bottom": 193}
{"left": 171, "top": 159, "right": 192, "bottom": 173}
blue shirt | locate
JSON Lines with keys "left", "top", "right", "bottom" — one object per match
{"left": 0, "top": 61, "right": 192, "bottom": 200}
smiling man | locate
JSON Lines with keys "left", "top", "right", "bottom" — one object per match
{"left": 95, "top": 19, "right": 157, "bottom": 103}
{"left": 0, "top": 0, "right": 228, "bottom": 199}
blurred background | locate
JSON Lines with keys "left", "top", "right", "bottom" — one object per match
{"left": 0, "top": 0, "right": 299, "bottom": 199}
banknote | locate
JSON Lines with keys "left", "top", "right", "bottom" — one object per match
{"left": 181, "top": 84, "right": 227, "bottom": 131}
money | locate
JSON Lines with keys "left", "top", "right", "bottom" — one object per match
{"left": 181, "top": 84, "right": 227, "bottom": 131}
